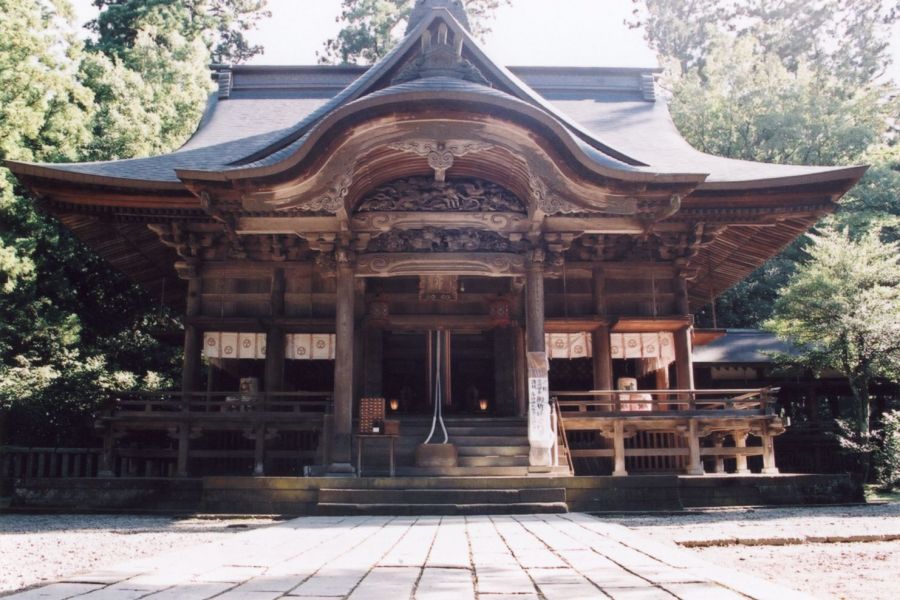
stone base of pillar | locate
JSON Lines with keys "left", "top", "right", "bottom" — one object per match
{"left": 735, "top": 468, "right": 751, "bottom": 475}
{"left": 326, "top": 462, "right": 356, "bottom": 476}
{"left": 761, "top": 467, "right": 780, "bottom": 475}
{"left": 612, "top": 469, "right": 628, "bottom": 477}
{"left": 97, "top": 470, "right": 116, "bottom": 479}
{"left": 685, "top": 466, "right": 705, "bottom": 476}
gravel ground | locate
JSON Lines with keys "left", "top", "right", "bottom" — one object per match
{"left": 610, "top": 503, "right": 900, "bottom": 600}
{"left": 0, "top": 514, "right": 277, "bottom": 594}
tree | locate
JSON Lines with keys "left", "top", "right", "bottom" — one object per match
{"left": 638, "top": 0, "right": 900, "bottom": 329}
{"left": 318, "top": 0, "right": 511, "bottom": 65}
{"left": 633, "top": 0, "right": 897, "bottom": 85}
{"left": 766, "top": 227, "right": 900, "bottom": 477}
{"left": 89, "top": 0, "right": 271, "bottom": 64}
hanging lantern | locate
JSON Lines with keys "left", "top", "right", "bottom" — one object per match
{"left": 389, "top": 398, "right": 400, "bottom": 412}
{"left": 479, "top": 399, "right": 489, "bottom": 412}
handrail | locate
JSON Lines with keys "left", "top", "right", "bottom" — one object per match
{"left": 102, "top": 391, "right": 334, "bottom": 417}
{"left": 553, "top": 387, "right": 779, "bottom": 415}
{"left": 553, "top": 399, "right": 575, "bottom": 474}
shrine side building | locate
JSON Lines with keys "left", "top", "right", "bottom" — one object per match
{"left": 6, "top": 1, "right": 865, "bottom": 490}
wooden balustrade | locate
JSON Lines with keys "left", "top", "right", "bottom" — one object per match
{"left": 553, "top": 387, "right": 783, "bottom": 476}
{"left": 107, "top": 391, "right": 333, "bottom": 417}
{"left": 1, "top": 447, "right": 102, "bottom": 480}
{"left": 553, "top": 387, "right": 778, "bottom": 415}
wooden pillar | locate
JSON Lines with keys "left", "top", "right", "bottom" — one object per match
{"left": 685, "top": 419, "right": 704, "bottom": 475}
{"left": 494, "top": 327, "right": 517, "bottom": 416}
{"left": 253, "top": 425, "right": 266, "bottom": 476}
{"left": 674, "top": 271, "right": 694, "bottom": 391}
{"left": 674, "top": 326, "right": 694, "bottom": 391}
{"left": 329, "top": 255, "right": 355, "bottom": 473}
{"left": 761, "top": 424, "right": 780, "bottom": 474}
{"left": 515, "top": 326, "right": 527, "bottom": 417}
{"left": 592, "top": 327, "right": 613, "bottom": 391}
{"left": 733, "top": 430, "right": 751, "bottom": 474}
{"left": 176, "top": 425, "right": 190, "bottom": 478}
{"left": 588, "top": 263, "right": 611, "bottom": 393}
{"left": 592, "top": 266, "right": 612, "bottom": 392}
{"left": 363, "top": 327, "right": 383, "bottom": 397}
{"left": 525, "top": 251, "right": 546, "bottom": 354}
{"left": 179, "top": 271, "right": 202, "bottom": 478}
{"left": 98, "top": 426, "right": 116, "bottom": 478}
{"left": 612, "top": 420, "right": 628, "bottom": 476}
{"left": 713, "top": 433, "right": 726, "bottom": 473}
{"left": 266, "top": 269, "right": 285, "bottom": 393}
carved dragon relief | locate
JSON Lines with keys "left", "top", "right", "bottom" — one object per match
{"left": 355, "top": 176, "right": 526, "bottom": 213}
{"left": 366, "top": 227, "right": 526, "bottom": 254}
{"left": 388, "top": 140, "right": 494, "bottom": 182}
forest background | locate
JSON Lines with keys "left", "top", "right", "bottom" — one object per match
{"left": 0, "top": 1, "right": 897, "bottom": 464}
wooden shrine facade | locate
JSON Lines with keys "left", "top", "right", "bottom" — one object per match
{"left": 6, "top": 1, "right": 865, "bottom": 478}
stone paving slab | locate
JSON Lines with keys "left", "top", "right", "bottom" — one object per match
{"left": 1, "top": 514, "right": 815, "bottom": 600}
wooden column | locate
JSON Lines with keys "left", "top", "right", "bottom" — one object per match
{"left": 179, "top": 271, "right": 202, "bottom": 478}
{"left": 761, "top": 424, "right": 780, "bottom": 474}
{"left": 733, "top": 430, "right": 751, "bottom": 474}
{"left": 329, "top": 255, "right": 355, "bottom": 473}
{"left": 515, "top": 326, "right": 527, "bottom": 417}
{"left": 525, "top": 252, "right": 546, "bottom": 354}
{"left": 674, "top": 272, "right": 695, "bottom": 391}
{"left": 494, "top": 327, "right": 517, "bottom": 416}
{"left": 685, "top": 419, "right": 704, "bottom": 475}
{"left": 674, "top": 326, "right": 695, "bottom": 391}
{"left": 612, "top": 420, "right": 628, "bottom": 477}
{"left": 363, "top": 327, "right": 383, "bottom": 397}
{"left": 712, "top": 433, "right": 726, "bottom": 473}
{"left": 265, "top": 269, "right": 286, "bottom": 394}
{"left": 253, "top": 425, "right": 266, "bottom": 476}
{"left": 97, "top": 426, "right": 116, "bottom": 478}
{"left": 590, "top": 264, "right": 613, "bottom": 390}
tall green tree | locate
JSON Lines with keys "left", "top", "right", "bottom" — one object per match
{"left": 766, "top": 227, "right": 900, "bottom": 476}
{"left": 633, "top": 0, "right": 897, "bottom": 84}
{"left": 0, "top": 0, "right": 272, "bottom": 445}
{"left": 318, "top": 0, "right": 511, "bottom": 65}
{"left": 634, "top": 1, "right": 899, "bottom": 328}
{"left": 89, "top": 0, "right": 270, "bottom": 64}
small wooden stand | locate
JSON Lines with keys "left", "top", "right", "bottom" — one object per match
{"left": 356, "top": 433, "right": 398, "bottom": 477}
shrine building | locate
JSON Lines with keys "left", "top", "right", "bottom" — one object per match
{"left": 5, "top": 1, "right": 866, "bottom": 508}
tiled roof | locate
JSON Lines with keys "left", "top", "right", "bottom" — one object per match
{"left": 693, "top": 330, "right": 800, "bottom": 364}
{"left": 7, "top": 8, "right": 862, "bottom": 190}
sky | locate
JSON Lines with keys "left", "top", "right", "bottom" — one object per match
{"left": 70, "top": 0, "right": 899, "bottom": 81}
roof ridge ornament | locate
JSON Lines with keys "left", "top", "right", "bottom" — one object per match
{"left": 406, "top": 0, "right": 472, "bottom": 34}
{"left": 393, "top": 21, "right": 489, "bottom": 86}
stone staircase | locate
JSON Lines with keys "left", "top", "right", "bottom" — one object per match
{"left": 316, "top": 477, "right": 568, "bottom": 515}
{"left": 358, "top": 416, "right": 570, "bottom": 477}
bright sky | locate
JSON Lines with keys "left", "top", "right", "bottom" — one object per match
{"left": 70, "top": 0, "right": 899, "bottom": 80}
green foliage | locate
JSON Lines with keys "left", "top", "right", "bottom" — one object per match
{"left": 635, "top": 0, "right": 897, "bottom": 85}
{"left": 643, "top": 1, "right": 900, "bottom": 329}
{"left": 318, "top": 0, "right": 510, "bottom": 65}
{"left": 0, "top": 0, "right": 266, "bottom": 446}
{"left": 90, "top": 0, "right": 270, "bottom": 63}
{"left": 766, "top": 227, "right": 900, "bottom": 443}
{"left": 874, "top": 411, "right": 900, "bottom": 490}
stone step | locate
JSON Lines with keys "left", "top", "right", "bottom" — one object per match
{"left": 316, "top": 502, "right": 568, "bottom": 516}
{"left": 394, "top": 465, "right": 571, "bottom": 477}
{"left": 458, "top": 455, "right": 529, "bottom": 467}
{"left": 456, "top": 445, "right": 530, "bottom": 457}
{"left": 396, "top": 426, "right": 528, "bottom": 437}
{"left": 318, "top": 487, "right": 565, "bottom": 505}
{"left": 449, "top": 436, "right": 530, "bottom": 446}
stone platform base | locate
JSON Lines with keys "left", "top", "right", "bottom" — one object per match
{"left": 5, "top": 473, "right": 862, "bottom": 515}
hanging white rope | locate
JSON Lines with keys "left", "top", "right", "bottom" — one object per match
{"left": 423, "top": 330, "right": 449, "bottom": 445}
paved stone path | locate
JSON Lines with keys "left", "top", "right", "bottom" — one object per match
{"left": 4, "top": 514, "right": 814, "bottom": 600}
